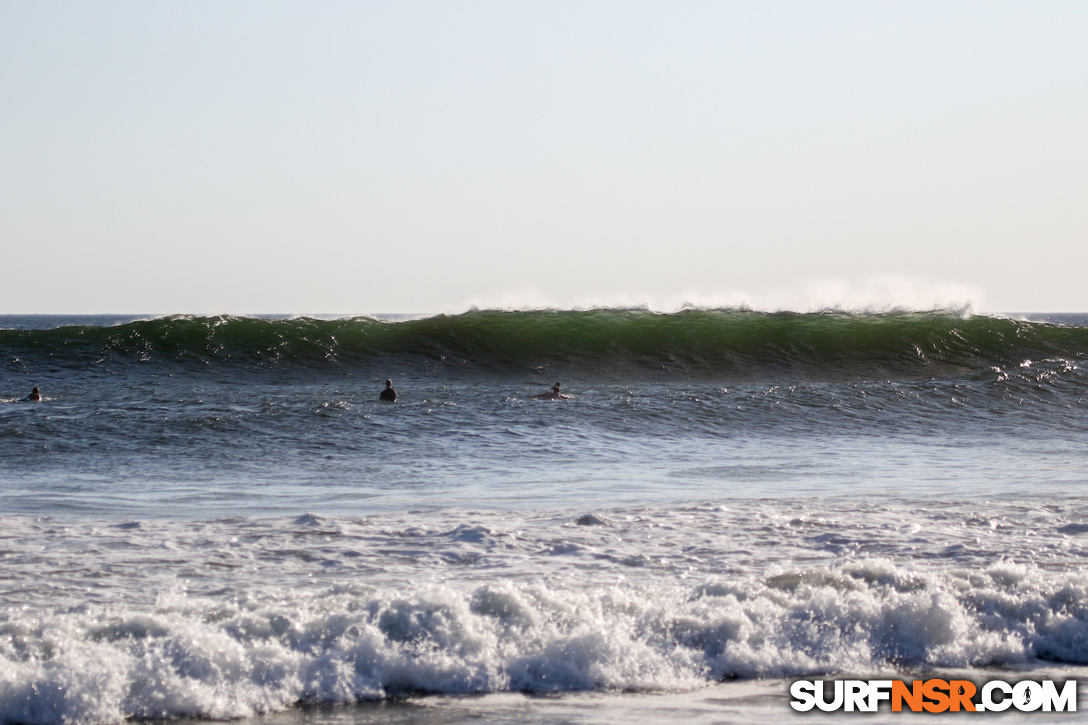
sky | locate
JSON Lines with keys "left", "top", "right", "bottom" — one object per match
{"left": 2, "top": 1, "right": 1086, "bottom": 314}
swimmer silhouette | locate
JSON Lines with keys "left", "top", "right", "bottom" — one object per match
{"left": 380, "top": 379, "right": 397, "bottom": 402}
{"left": 25, "top": 387, "right": 41, "bottom": 402}
{"left": 533, "top": 382, "right": 572, "bottom": 400}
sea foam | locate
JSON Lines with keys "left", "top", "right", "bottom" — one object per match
{"left": 4, "top": 557, "right": 1088, "bottom": 725}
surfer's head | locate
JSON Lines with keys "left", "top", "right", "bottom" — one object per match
{"left": 552, "top": 383, "right": 561, "bottom": 393}
{"left": 385, "top": 379, "right": 393, "bottom": 389}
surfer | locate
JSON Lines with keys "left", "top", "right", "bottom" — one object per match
{"left": 380, "top": 379, "right": 397, "bottom": 402}
{"left": 533, "top": 382, "right": 572, "bottom": 400}
{"left": 25, "top": 387, "right": 41, "bottom": 402}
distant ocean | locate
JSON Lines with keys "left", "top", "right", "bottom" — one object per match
{"left": 3, "top": 309, "right": 1088, "bottom": 724}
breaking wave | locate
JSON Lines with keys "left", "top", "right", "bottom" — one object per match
{"left": 2, "top": 561, "right": 1085, "bottom": 724}
{"left": 4, "top": 309, "right": 1087, "bottom": 381}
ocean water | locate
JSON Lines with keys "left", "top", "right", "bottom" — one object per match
{"left": 2, "top": 309, "right": 1088, "bottom": 724}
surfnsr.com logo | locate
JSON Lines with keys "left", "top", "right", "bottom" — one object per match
{"left": 790, "top": 679, "right": 1077, "bottom": 713}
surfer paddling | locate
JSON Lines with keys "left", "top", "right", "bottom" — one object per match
{"left": 533, "top": 382, "right": 572, "bottom": 400}
{"left": 380, "top": 379, "right": 397, "bottom": 402}
{"left": 25, "top": 387, "right": 41, "bottom": 402}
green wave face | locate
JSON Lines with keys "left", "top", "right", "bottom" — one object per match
{"left": 3, "top": 310, "right": 1088, "bottom": 382}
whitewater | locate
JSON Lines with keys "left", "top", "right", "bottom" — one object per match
{"left": 2, "top": 309, "right": 1088, "bottom": 724}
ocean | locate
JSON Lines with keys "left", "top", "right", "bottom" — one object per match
{"left": 2, "top": 308, "right": 1088, "bottom": 724}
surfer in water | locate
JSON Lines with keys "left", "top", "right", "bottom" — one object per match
{"left": 533, "top": 382, "right": 572, "bottom": 400}
{"left": 25, "top": 387, "right": 41, "bottom": 402}
{"left": 380, "top": 379, "right": 397, "bottom": 402}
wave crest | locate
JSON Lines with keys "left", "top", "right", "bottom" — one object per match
{"left": 3, "top": 310, "right": 1086, "bottom": 382}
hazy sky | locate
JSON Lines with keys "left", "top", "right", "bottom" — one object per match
{"left": 2, "top": 1, "right": 1086, "bottom": 314}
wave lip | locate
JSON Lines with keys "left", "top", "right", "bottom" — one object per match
{"left": 3, "top": 309, "right": 1087, "bottom": 382}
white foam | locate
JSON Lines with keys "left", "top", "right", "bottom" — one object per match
{"left": 5, "top": 501, "right": 1088, "bottom": 723}
{"left": 454, "top": 275, "right": 984, "bottom": 316}
{"left": 4, "top": 561, "right": 1088, "bottom": 723}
